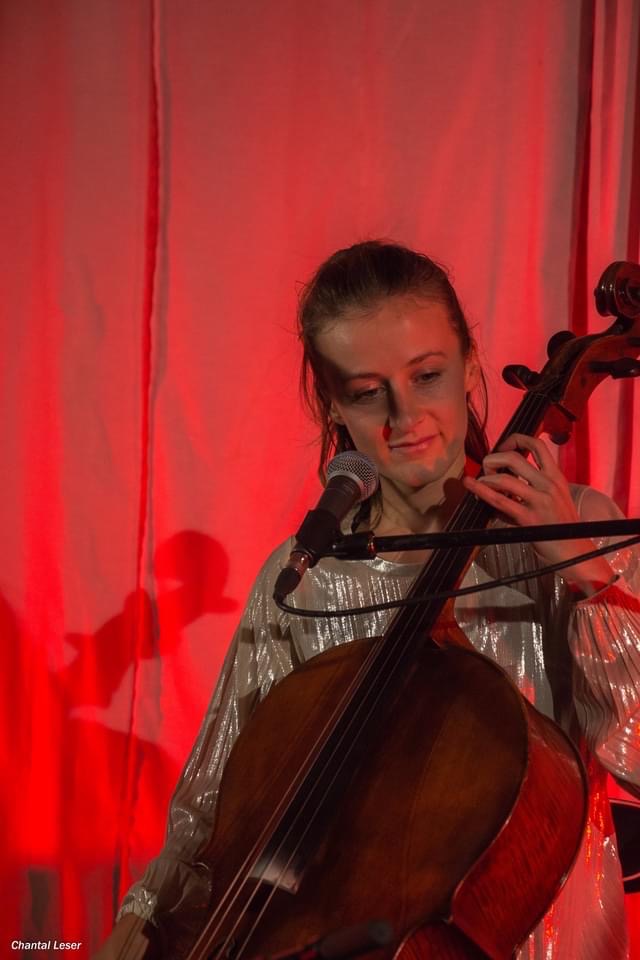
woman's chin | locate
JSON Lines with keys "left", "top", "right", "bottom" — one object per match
{"left": 380, "top": 453, "right": 463, "bottom": 496}
{"left": 383, "top": 464, "right": 443, "bottom": 492}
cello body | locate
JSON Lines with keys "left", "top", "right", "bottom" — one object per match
{"left": 196, "top": 631, "right": 586, "bottom": 960}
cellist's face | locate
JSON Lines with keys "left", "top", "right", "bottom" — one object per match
{"left": 315, "top": 295, "right": 479, "bottom": 497}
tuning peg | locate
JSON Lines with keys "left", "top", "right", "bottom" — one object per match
{"left": 502, "top": 364, "right": 541, "bottom": 390}
{"left": 595, "top": 261, "right": 640, "bottom": 318}
{"left": 589, "top": 358, "right": 640, "bottom": 379}
{"left": 547, "top": 330, "right": 576, "bottom": 358}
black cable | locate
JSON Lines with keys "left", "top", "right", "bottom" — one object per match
{"left": 273, "top": 535, "right": 640, "bottom": 620}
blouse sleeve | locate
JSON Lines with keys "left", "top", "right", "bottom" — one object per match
{"left": 116, "top": 542, "right": 296, "bottom": 956}
{"left": 568, "top": 487, "right": 640, "bottom": 794}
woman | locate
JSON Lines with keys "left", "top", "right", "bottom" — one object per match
{"left": 98, "top": 241, "right": 640, "bottom": 959}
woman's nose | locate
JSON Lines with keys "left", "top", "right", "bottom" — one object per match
{"left": 388, "top": 388, "right": 423, "bottom": 432}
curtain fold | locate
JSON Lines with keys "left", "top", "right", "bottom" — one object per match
{"left": 570, "top": 0, "right": 640, "bottom": 514}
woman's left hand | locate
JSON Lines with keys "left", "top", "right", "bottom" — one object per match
{"left": 462, "top": 433, "right": 613, "bottom": 594}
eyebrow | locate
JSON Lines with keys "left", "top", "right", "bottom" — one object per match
{"left": 341, "top": 351, "right": 447, "bottom": 381}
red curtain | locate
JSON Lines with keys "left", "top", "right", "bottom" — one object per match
{"left": 0, "top": 1, "right": 638, "bottom": 954}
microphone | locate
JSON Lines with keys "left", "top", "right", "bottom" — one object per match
{"left": 273, "top": 452, "right": 378, "bottom": 603}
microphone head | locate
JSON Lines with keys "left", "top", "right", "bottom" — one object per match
{"left": 326, "top": 452, "right": 378, "bottom": 501}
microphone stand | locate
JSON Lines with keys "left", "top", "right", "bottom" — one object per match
{"left": 324, "top": 518, "right": 640, "bottom": 561}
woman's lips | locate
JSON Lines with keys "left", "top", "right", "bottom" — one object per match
{"left": 388, "top": 435, "right": 437, "bottom": 455}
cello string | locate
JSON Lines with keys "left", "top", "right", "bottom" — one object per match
{"left": 192, "top": 393, "right": 552, "bottom": 958}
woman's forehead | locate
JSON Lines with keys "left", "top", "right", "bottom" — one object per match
{"left": 314, "top": 295, "right": 461, "bottom": 376}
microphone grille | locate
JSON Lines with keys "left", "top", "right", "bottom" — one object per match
{"left": 327, "top": 452, "right": 379, "bottom": 500}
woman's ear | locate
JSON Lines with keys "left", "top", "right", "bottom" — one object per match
{"left": 464, "top": 349, "right": 481, "bottom": 393}
{"left": 329, "top": 402, "right": 345, "bottom": 426}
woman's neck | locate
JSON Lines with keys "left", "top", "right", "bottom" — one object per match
{"left": 374, "top": 454, "right": 474, "bottom": 536}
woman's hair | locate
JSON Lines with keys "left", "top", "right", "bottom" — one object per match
{"left": 298, "top": 240, "right": 489, "bottom": 490}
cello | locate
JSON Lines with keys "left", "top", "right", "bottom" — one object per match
{"left": 115, "top": 263, "right": 640, "bottom": 960}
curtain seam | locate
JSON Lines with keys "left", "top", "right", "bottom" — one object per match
{"left": 116, "top": 0, "right": 162, "bottom": 907}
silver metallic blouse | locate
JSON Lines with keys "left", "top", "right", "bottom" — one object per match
{"left": 119, "top": 485, "right": 640, "bottom": 959}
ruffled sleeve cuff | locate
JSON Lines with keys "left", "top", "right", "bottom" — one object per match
{"left": 570, "top": 579, "right": 640, "bottom": 784}
{"left": 117, "top": 888, "right": 158, "bottom": 924}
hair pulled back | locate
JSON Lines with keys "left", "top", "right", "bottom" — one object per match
{"left": 298, "top": 240, "right": 489, "bottom": 486}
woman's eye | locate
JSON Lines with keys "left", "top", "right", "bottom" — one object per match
{"left": 350, "top": 386, "right": 383, "bottom": 402}
{"left": 415, "top": 371, "right": 441, "bottom": 385}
